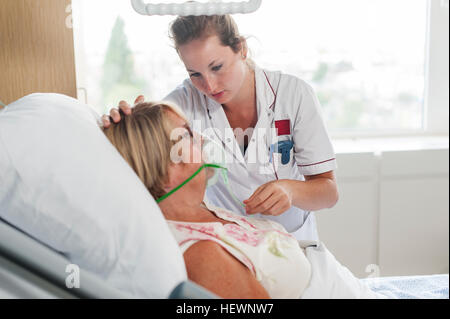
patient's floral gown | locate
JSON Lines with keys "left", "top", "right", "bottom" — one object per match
{"left": 167, "top": 202, "right": 312, "bottom": 299}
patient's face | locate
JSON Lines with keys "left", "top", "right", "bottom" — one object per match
{"left": 166, "top": 111, "right": 209, "bottom": 196}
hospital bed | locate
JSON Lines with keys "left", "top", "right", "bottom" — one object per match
{"left": 1, "top": 213, "right": 447, "bottom": 299}
{"left": 362, "top": 275, "right": 448, "bottom": 299}
{"left": 0, "top": 216, "right": 215, "bottom": 299}
{"left": 0, "top": 94, "right": 447, "bottom": 299}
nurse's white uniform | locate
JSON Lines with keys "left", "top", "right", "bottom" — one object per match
{"left": 164, "top": 65, "right": 337, "bottom": 241}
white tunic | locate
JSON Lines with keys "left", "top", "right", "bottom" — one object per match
{"left": 164, "top": 65, "right": 337, "bottom": 241}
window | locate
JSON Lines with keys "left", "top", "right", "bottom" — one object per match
{"left": 72, "top": 0, "right": 186, "bottom": 113}
{"left": 72, "top": 0, "right": 446, "bottom": 136}
{"left": 236, "top": 0, "right": 428, "bottom": 134}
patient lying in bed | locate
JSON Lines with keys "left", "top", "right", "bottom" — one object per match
{"left": 102, "top": 101, "right": 384, "bottom": 299}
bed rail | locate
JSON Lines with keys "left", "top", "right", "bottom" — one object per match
{"left": 0, "top": 218, "right": 130, "bottom": 299}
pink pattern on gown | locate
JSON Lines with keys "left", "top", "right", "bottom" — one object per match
{"left": 223, "top": 224, "right": 262, "bottom": 247}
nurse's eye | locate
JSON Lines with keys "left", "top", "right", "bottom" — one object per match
{"left": 212, "top": 64, "right": 223, "bottom": 72}
{"left": 190, "top": 72, "right": 201, "bottom": 78}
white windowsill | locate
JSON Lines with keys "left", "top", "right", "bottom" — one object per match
{"left": 333, "top": 135, "right": 449, "bottom": 154}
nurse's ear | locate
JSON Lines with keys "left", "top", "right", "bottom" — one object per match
{"left": 240, "top": 39, "right": 248, "bottom": 60}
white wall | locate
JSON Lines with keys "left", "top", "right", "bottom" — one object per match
{"left": 316, "top": 142, "right": 449, "bottom": 278}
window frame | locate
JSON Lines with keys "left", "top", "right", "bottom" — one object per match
{"left": 423, "top": 0, "right": 449, "bottom": 136}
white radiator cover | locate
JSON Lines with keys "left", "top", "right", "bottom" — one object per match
{"left": 316, "top": 146, "right": 449, "bottom": 278}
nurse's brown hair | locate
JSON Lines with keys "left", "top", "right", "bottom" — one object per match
{"left": 169, "top": 14, "right": 248, "bottom": 55}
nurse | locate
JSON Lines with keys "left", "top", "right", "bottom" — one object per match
{"left": 102, "top": 14, "right": 338, "bottom": 241}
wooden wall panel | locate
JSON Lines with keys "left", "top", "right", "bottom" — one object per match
{"left": 0, "top": 0, "right": 77, "bottom": 105}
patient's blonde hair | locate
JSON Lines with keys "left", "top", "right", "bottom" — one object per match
{"left": 103, "top": 102, "right": 187, "bottom": 200}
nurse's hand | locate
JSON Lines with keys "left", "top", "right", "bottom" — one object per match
{"left": 244, "top": 180, "right": 293, "bottom": 216}
{"left": 101, "top": 95, "right": 145, "bottom": 128}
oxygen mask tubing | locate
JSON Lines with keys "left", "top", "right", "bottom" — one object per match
{"left": 156, "top": 131, "right": 245, "bottom": 208}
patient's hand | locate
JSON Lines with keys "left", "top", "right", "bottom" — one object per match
{"left": 102, "top": 95, "right": 145, "bottom": 128}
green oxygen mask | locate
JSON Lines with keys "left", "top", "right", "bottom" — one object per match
{"left": 156, "top": 131, "right": 245, "bottom": 208}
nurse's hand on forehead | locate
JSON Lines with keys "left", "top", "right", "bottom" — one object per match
{"left": 102, "top": 95, "right": 145, "bottom": 128}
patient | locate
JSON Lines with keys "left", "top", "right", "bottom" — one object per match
{"left": 103, "top": 102, "right": 385, "bottom": 299}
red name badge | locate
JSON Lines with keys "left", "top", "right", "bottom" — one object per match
{"left": 275, "top": 119, "right": 291, "bottom": 136}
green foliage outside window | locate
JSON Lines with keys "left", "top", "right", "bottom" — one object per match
{"left": 101, "top": 17, "right": 147, "bottom": 113}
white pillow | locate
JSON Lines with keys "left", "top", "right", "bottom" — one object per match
{"left": 0, "top": 93, "right": 187, "bottom": 298}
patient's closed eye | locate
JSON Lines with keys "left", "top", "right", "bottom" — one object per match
{"left": 182, "top": 130, "right": 191, "bottom": 140}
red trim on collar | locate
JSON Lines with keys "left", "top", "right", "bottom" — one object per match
{"left": 263, "top": 71, "right": 277, "bottom": 110}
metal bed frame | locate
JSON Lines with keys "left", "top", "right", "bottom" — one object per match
{"left": 0, "top": 216, "right": 216, "bottom": 299}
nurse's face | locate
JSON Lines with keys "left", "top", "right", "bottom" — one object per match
{"left": 178, "top": 35, "right": 248, "bottom": 105}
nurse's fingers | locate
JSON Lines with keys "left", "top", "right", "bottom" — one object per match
{"left": 260, "top": 199, "right": 290, "bottom": 217}
{"left": 109, "top": 108, "right": 122, "bottom": 123}
{"left": 118, "top": 100, "right": 132, "bottom": 115}
{"left": 102, "top": 114, "right": 111, "bottom": 128}
{"left": 244, "top": 184, "right": 267, "bottom": 205}
{"left": 244, "top": 186, "right": 266, "bottom": 209}
{"left": 247, "top": 193, "right": 280, "bottom": 216}
{"left": 134, "top": 95, "right": 145, "bottom": 105}
{"left": 245, "top": 187, "right": 274, "bottom": 215}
